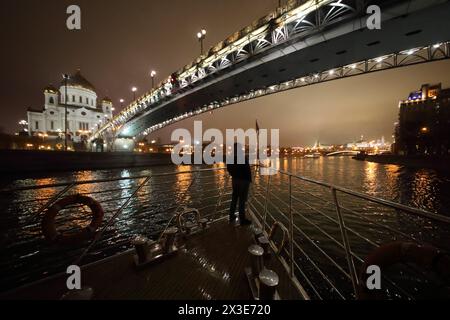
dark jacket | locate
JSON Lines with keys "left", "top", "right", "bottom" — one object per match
{"left": 227, "top": 156, "right": 252, "bottom": 183}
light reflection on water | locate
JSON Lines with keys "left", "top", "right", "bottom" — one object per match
{"left": 0, "top": 159, "right": 449, "bottom": 294}
{"left": 278, "top": 157, "right": 450, "bottom": 215}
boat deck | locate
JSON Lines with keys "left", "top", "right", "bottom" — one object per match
{"left": 2, "top": 218, "right": 302, "bottom": 300}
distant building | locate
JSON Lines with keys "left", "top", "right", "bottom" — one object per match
{"left": 394, "top": 84, "right": 450, "bottom": 156}
{"left": 26, "top": 70, "right": 113, "bottom": 144}
{"left": 346, "top": 137, "right": 390, "bottom": 151}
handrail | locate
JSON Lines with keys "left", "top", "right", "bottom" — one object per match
{"left": 250, "top": 166, "right": 450, "bottom": 299}
{"left": 3, "top": 165, "right": 449, "bottom": 299}
{"left": 0, "top": 167, "right": 227, "bottom": 193}
{"left": 276, "top": 169, "right": 450, "bottom": 223}
{"left": 73, "top": 176, "right": 152, "bottom": 266}
{"left": 157, "top": 171, "right": 200, "bottom": 242}
{"left": 71, "top": 169, "right": 230, "bottom": 265}
{"left": 331, "top": 187, "right": 359, "bottom": 294}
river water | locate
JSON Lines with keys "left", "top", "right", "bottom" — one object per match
{"left": 1, "top": 157, "right": 449, "bottom": 297}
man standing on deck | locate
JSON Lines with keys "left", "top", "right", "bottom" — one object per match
{"left": 227, "top": 143, "right": 252, "bottom": 226}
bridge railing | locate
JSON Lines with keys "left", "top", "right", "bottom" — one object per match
{"left": 96, "top": 0, "right": 440, "bottom": 140}
{"left": 92, "top": 0, "right": 363, "bottom": 139}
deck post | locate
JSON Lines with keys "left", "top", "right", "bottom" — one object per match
{"left": 248, "top": 245, "right": 264, "bottom": 277}
{"left": 259, "top": 269, "right": 279, "bottom": 300}
{"left": 331, "top": 187, "right": 359, "bottom": 296}
{"left": 262, "top": 175, "right": 271, "bottom": 233}
{"left": 288, "top": 174, "right": 294, "bottom": 278}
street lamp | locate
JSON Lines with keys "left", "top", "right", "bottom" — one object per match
{"left": 19, "top": 120, "right": 28, "bottom": 133}
{"left": 62, "top": 74, "right": 70, "bottom": 151}
{"left": 150, "top": 70, "right": 156, "bottom": 89}
{"left": 132, "top": 87, "right": 138, "bottom": 101}
{"left": 197, "top": 29, "right": 207, "bottom": 55}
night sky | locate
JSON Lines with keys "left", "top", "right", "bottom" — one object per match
{"left": 1, "top": 0, "right": 450, "bottom": 145}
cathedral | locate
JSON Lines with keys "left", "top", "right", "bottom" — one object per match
{"left": 27, "top": 70, "right": 113, "bottom": 144}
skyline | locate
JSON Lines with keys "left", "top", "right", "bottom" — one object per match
{"left": 1, "top": 0, "right": 450, "bottom": 146}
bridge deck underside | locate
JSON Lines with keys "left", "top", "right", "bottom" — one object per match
{"left": 125, "top": 1, "right": 450, "bottom": 137}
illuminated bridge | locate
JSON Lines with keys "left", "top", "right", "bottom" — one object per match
{"left": 326, "top": 150, "right": 360, "bottom": 156}
{"left": 91, "top": 0, "right": 450, "bottom": 150}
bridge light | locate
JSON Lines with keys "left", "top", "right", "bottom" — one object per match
{"left": 329, "top": 70, "right": 334, "bottom": 75}
{"left": 433, "top": 43, "right": 441, "bottom": 49}
{"left": 351, "top": 64, "right": 357, "bottom": 69}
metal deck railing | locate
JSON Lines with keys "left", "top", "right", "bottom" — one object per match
{"left": 249, "top": 168, "right": 450, "bottom": 300}
{"left": 1, "top": 166, "right": 449, "bottom": 299}
{"left": 0, "top": 167, "right": 232, "bottom": 292}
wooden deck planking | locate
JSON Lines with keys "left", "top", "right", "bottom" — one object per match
{"left": 2, "top": 219, "right": 303, "bottom": 300}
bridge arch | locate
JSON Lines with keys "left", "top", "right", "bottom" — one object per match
{"left": 91, "top": 0, "right": 450, "bottom": 147}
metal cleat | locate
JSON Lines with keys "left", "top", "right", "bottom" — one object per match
{"left": 251, "top": 226, "right": 264, "bottom": 243}
{"left": 248, "top": 245, "right": 264, "bottom": 278}
{"left": 258, "top": 236, "right": 270, "bottom": 257}
{"left": 163, "top": 227, "right": 179, "bottom": 253}
{"left": 177, "top": 207, "right": 208, "bottom": 235}
{"left": 199, "top": 218, "right": 209, "bottom": 230}
{"left": 258, "top": 269, "right": 279, "bottom": 301}
{"left": 132, "top": 236, "right": 150, "bottom": 265}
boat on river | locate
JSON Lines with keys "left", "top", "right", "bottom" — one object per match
{"left": 304, "top": 153, "right": 321, "bottom": 159}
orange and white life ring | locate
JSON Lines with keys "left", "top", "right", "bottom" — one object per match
{"left": 42, "top": 195, "right": 104, "bottom": 246}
